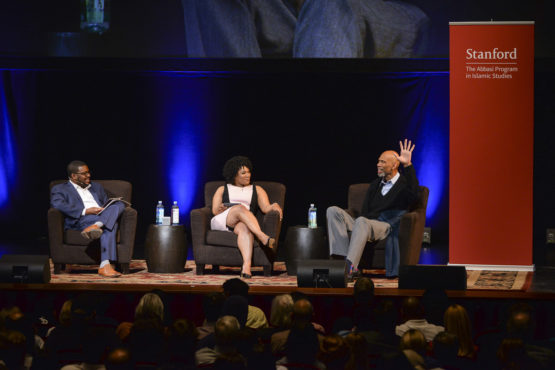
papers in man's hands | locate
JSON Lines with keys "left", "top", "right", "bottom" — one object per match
{"left": 97, "top": 197, "right": 131, "bottom": 215}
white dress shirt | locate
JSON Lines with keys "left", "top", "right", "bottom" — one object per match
{"left": 70, "top": 181, "right": 101, "bottom": 216}
{"left": 381, "top": 171, "right": 400, "bottom": 195}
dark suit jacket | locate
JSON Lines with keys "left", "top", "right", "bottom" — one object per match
{"left": 50, "top": 181, "right": 108, "bottom": 230}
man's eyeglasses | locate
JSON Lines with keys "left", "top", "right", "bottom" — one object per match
{"left": 74, "top": 171, "right": 90, "bottom": 176}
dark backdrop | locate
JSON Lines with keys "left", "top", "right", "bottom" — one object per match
{"left": 0, "top": 68, "right": 448, "bottom": 252}
{"left": 1, "top": 61, "right": 555, "bottom": 266}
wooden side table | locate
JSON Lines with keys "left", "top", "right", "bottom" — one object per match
{"left": 284, "top": 226, "right": 328, "bottom": 275}
{"left": 145, "top": 224, "right": 187, "bottom": 273}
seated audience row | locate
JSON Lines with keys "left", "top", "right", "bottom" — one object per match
{"left": 2, "top": 277, "right": 555, "bottom": 369}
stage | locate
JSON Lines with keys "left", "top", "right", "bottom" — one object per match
{"left": 1, "top": 240, "right": 555, "bottom": 336}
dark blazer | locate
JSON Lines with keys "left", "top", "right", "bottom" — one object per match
{"left": 50, "top": 181, "right": 108, "bottom": 230}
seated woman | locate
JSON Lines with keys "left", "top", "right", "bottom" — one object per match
{"left": 211, "top": 156, "right": 283, "bottom": 278}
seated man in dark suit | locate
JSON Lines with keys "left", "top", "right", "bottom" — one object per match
{"left": 326, "top": 139, "right": 419, "bottom": 279}
{"left": 50, "top": 160, "right": 125, "bottom": 277}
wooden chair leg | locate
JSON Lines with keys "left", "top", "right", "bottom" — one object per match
{"left": 212, "top": 265, "right": 220, "bottom": 274}
{"left": 196, "top": 264, "right": 205, "bottom": 275}
{"left": 263, "top": 265, "right": 272, "bottom": 277}
{"left": 120, "top": 263, "right": 130, "bottom": 274}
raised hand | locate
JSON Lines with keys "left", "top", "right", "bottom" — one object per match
{"left": 395, "top": 139, "right": 415, "bottom": 167}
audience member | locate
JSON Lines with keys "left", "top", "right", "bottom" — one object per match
{"left": 476, "top": 302, "right": 555, "bottom": 369}
{"left": 127, "top": 318, "right": 165, "bottom": 367}
{"left": 223, "top": 278, "right": 269, "bottom": 329}
{"left": 44, "top": 294, "right": 119, "bottom": 369}
{"left": 222, "top": 295, "right": 250, "bottom": 329}
{"left": 271, "top": 298, "right": 324, "bottom": 356}
{"left": 421, "top": 288, "right": 450, "bottom": 326}
{"left": 275, "top": 322, "right": 325, "bottom": 370}
{"left": 344, "top": 332, "right": 369, "bottom": 370}
{"left": 354, "top": 298, "right": 398, "bottom": 368}
{"left": 290, "top": 291, "right": 325, "bottom": 334}
{"left": 400, "top": 328, "right": 427, "bottom": 356}
{"left": 0, "top": 328, "right": 26, "bottom": 370}
{"left": 166, "top": 318, "right": 198, "bottom": 369}
{"left": 105, "top": 347, "right": 132, "bottom": 370}
{"left": 444, "top": 304, "right": 476, "bottom": 359}
{"left": 0, "top": 305, "right": 37, "bottom": 368}
{"left": 351, "top": 277, "right": 375, "bottom": 332}
{"left": 399, "top": 329, "right": 427, "bottom": 370}
{"left": 197, "top": 294, "right": 250, "bottom": 351}
{"left": 196, "top": 315, "right": 241, "bottom": 366}
{"left": 497, "top": 337, "right": 533, "bottom": 369}
{"left": 258, "top": 294, "right": 294, "bottom": 343}
{"left": 116, "top": 292, "right": 164, "bottom": 342}
{"left": 426, "top": 331, "right": 471, "bottom": 370}
{"left": 197, "top": 292, "right": 226, "bottom": 340}
{"left": 502, "top": 305, "right": 555, "bottom": 368}
{"left": 214, "top": 351, "right": 248, "bottom": 370}
{"left": 396, "top": 296, "right": 444, "bottom": 341}
{"left": 46, "top": 299, "right": 73, "bottom": 337}
{"left": 318, "top": 334, "right": 351, "bottom": 370}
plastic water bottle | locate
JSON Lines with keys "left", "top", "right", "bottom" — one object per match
{"left": 81, "top": 0, "right": 110, "bottom": 34}
{"left": 308, "top": 204, "right": 317, "bottom": 228}
{"left": 171, "top": 201, "right": 179, "bottom": 225}
{"left": 156, "top": 201, "right": 164, "bottom": 225}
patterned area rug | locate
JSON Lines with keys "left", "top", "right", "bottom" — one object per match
{"left": 49, "top": 260, "right": 530, "bottom": 291}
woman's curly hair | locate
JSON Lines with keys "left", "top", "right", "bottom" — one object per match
{"left": 222, "top": 156, "right": 253, "bottom": 184}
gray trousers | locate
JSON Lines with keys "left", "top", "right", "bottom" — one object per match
{"left": 326, "top": 206, "right": 390, "bottom": 270}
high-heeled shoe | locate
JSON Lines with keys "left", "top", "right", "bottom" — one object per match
{"left": 240, "top": 271, "right": 252, "bottom": 279}
{"left": 264, "top": 237, "right": 276, "bottom": 251}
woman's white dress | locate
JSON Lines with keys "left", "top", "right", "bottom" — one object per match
{"left": 210, "top": 184, "right": 254, "bottom": 231}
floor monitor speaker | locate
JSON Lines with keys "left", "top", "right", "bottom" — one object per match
{"left": 297, "top": 259, "right": 347, "bottom": 288}
{"left": 0, "top": 255, "right": 51, "bottom": 283}
{"left": 399, "top": 265, "right": 466, "bottom": 290}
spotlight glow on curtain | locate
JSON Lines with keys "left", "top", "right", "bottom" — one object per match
{"left": 167, "top": 118, "right": 201, "bottom": 213}
{"left": 156, "top": 74, "right": 209, "bottom": 218}
{"left": 401, "top": 73, "right": 449, "bottom": 223}
{"left": 0, "top": 73, "right": 17, "bottom": 207}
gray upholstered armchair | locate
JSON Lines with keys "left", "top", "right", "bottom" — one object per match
{"left": 346, "top": 184, "right": 429, "bottom": 269}
{"left": 190, "top": 181, "right": 285, "bottom": 276}
{"left": 47, "top": 180, "right": 137, "bottom": 274}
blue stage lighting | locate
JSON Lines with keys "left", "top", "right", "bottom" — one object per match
{"left": 404, "top": 73, "right": 449, "bottom": 224}
{"left": 0, "top": 74, "right": 17, "bottom": 208}
{"left": 166, "top": 120, "right": 201, "bottom": 214}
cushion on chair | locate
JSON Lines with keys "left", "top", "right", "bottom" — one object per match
{"left": 206, "top": 230, "right": 239, "bottom": 248}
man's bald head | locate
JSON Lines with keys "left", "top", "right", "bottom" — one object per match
{"left": 377, "top": 150, "right": 400, "bottom": 180}
{"left": 291, "top": 298, "right": 313, "bottom": 329}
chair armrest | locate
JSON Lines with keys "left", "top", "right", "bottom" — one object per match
{"left": 399, "top": 210, "right": 423, "bottom": 265}
{"left": 47, "top": 208, "right": 65, "bottom": 251}
{"left": 262, "top": 210, "right": 282, "bottom": 251}
{"left": 118, "top": 207, "right": 137, "bottom": 262}
{"left": 190, "top": 207, "right": 212, "bottom": 246}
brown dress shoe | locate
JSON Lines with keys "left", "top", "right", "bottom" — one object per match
{"left": 81, "top": 224, "right": 103, "bottom": 240}
{"left": 98, "top": 265, "right": 121, "bottom": 277}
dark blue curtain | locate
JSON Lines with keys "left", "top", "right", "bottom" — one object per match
{"left": 0, "top": 69, "right": 449, "bottom": 246}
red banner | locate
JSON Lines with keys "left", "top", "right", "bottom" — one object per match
{"left": 449, "top": 22, "right": 534, "bottom": 268}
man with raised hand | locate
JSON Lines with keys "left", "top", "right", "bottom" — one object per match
{"left": 327, "top": 139, "right": 419, "bottom": 279}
